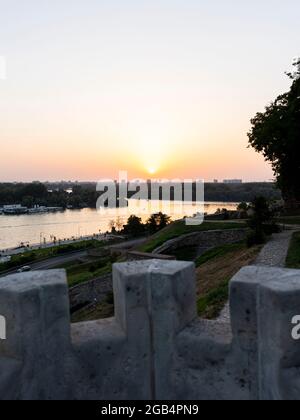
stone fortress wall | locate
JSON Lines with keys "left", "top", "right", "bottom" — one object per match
{"left": 0, "top": 260, "right": 300, "bottom": 400}
{"left": 153, "top": 228, "right": 248, "bottom": 255}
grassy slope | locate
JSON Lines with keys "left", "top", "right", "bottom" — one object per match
{"left": 195, "top": 243, "right": 243, "bottom": 267}
{"left": 67, "top": 259, "right": 113, "bottom": 288}
{"left": 71, "top": 242, "right": 261, "bottom": 323}
{"left": 139, "top": 220, "right": 247, "bottom": 253}
{"left": 71, "top": 293, "right": 114, "bottom": 323}
{"left": 67, "top": 221, "right": 247, "bottom": 288}
{"left": 286, "top": 232, "right": 300, "bottom": 269}
{"left": 196, "top": 243, "right": 262, "bottom": 319}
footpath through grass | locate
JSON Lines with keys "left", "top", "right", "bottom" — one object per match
{"left": 139, "top": 220, "right": 247, "bottom": 253}
{"left": 286, "top": 232, "right": 300, "bottom": 269}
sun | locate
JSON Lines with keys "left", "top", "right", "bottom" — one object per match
{"left": 146, "top": 165, "right": 160, "bottom": 176}
{"left": 147, "top": 167, "right": 157, "bottom": 175}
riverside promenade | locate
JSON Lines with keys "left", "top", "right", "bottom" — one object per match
{"left": 0, "top": 234, "right": 122, "bottom": 257}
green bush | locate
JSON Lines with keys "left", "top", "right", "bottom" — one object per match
{"left": 286, "top": 232, "right": 300, "bottom": 269}
{"left": 247, "top": 230, "right": 266, "bottom": 247}
{"left": 263, "top": 223, "right": 281, "bottom": 235}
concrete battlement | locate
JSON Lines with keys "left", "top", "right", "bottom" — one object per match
{"left": 0, "top": 261, "right": 300, "bottom": 400}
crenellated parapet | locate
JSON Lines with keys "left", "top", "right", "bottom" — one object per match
{"left": 0, "top": 261, "right": 300, "bottom": 400}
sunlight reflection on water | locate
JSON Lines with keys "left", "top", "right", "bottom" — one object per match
{"left": 0, "top": 200, "right": 238, "bottom": 250}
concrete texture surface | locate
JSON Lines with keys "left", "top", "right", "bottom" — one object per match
{"left": 0, "top": 261, "right": 300, "bottom": 400}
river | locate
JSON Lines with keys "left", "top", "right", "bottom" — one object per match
{"left": 0, "top": 200, "right": 238, "bottom": 250}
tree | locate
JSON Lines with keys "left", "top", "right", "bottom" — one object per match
{"left": 246, "top": 196, "right": 276, "bottom": 246}
{"left": 248, "top": 59, "right": 300, "bottom": 209}
{"left": 115, "top": 217, "right": 124, "bottom": 232}
{"left": 20, "top": 182, "right": 48, "bottom": 200}
{"left": 237, "top": 202, "right": 249, "bottom": 212}
{"left": 21, "top": 195, "right": 35, "bottom": 208}
{"left": 123, "top": 215, "right": 145, "bottom": 237}
{"left": 146, "top": 212, "right": 171, "bottom": 234}
{"left": 109, "top": 220, "right": 117, "bottom": 234}
{"left": 237, "top": 202, "right": 249, "bottom": 218}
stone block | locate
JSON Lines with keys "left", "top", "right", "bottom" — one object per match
{"left": 257, "top": 267, "right": 300, "bottom": 400}
{"left": 0, "top": 270, "right": 71, "bottom": 399}
{"left": 113, "top": 259, "right": 196, "bottom": 399}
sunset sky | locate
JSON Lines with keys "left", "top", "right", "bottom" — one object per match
{"left": 0, "top": 0, "right": 299, "bottom": 182}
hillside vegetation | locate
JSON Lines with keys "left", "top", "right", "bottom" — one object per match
{"left": 139, "top": 220, "right": 247, "bottom": 253}
{"left": 196, "top": 243, "right": 262, "bottom": 319}
{"left": 286, "top": 232, "right": 300, "bottom": 269}
{"left": 71, "top": 241, "right": 262, "bottom": 323}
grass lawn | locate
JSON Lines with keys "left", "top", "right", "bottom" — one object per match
{"left": 196, "top": 243, "right": 262, "bottom": 319}
{"left": 169, "top": 245, "right": 199, "bottom": 261}
{"left": 0, "top": 240, "right": 105, "bottom": 273}
{"left": 66, "top": 258, "right": 113, "bottom": 288}
{"left": 71, "top": 293, "right": 114, "bottom": 323}
{"left": 195, "top": 242, "right": 244, "bottom": 267}
{"left": 139, "top": 220, "right": 247, "bottom": 253}
{"left": 286, "top": 232, "right": 300, "bottom": 269}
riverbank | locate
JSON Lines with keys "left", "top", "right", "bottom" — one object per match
{"left": 0, "top": 233, "right": 124, "bottom": 257}
{"left": 0, "top": 237, "right": 122, "bottom": 276}
{"left": 0, "top": 202, "right": 239, "bottom": 251}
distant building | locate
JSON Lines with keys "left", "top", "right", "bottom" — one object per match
{"left": 223, "top": 179, "right": 243, "bottom": 184}
{"left": 213, "top": 179, "right": 219, "bottom": 183}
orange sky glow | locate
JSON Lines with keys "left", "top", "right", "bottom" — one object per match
{"left": 1, "top": 1, "right": 299, "bottom": 182}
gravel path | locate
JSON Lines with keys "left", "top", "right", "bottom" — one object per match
{"left": 217, "top": 303, "right": 231, "bottom": 324}
{"left": 254, "top": 229, "right": 296, "bottom": 267}
{"left": 216, "top": 228, "right": 297, "bottom": 324}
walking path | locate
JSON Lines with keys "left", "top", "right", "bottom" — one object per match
{"left": 217, "top": 228, "right": 298, "bottom": 324}
{"left": 254, "top": 229, "right": 296, "bottom": 268}
{"left": 0, "top": 234, "right": 124, "bottom": 257}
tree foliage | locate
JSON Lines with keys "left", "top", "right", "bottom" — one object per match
{"left": 123, "top": 215, "right": 145, "bottom": 237}
{"left": 246, "top": 196, "right": 280, "bottom": 246}
{"left": 248, "top": 60, "right": 300, "bottom": 208}
{"left": 146, "top": 212, "right": 171, "bottom": 234}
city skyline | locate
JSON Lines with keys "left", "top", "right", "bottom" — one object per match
{"left": 0, "top": 1, "right": 299, "bottom": 182}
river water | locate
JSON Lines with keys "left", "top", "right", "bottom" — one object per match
{"left": 0, "top": 200, "right": 238, "bottom": 250}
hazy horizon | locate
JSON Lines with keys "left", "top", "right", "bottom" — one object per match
{"left": 0, "top": 178, "right": 276, "bottom": 184}
{"left": 1, "top": 1, "right": 300, "bottom": 182}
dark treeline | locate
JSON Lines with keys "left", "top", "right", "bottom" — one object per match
{"left": 204, "top": 182, "right": 281, "bottom": 202}
{"left": 0, "top": 182, "right": 282, "bottom": 209}
{"left": 0, "top": 183, "right": 99, "bottom": 208}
